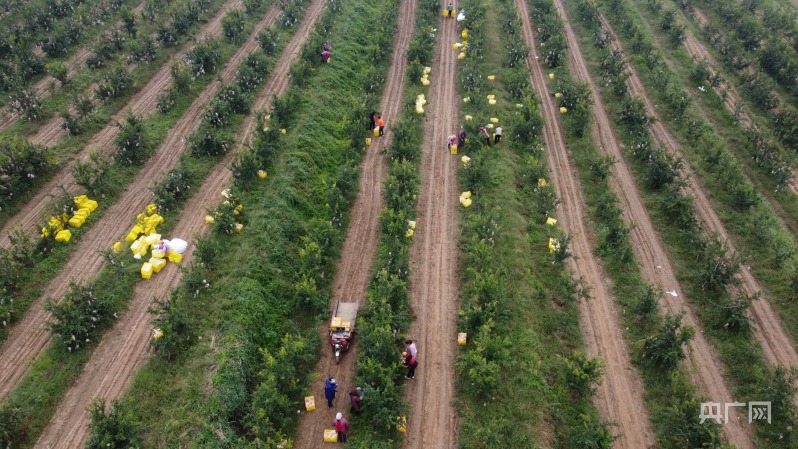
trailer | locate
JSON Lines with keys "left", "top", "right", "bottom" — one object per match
{"left": 329, "top": 300, "right": 358, "bottom": 363}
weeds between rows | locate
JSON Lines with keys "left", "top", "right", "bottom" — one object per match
{"left": 452, "top": 0, "right": 613, "bottom": 446}
{"left": 77, "top": 0, "right": 407, "bottom": 446}
{"left": 0, "top": 0, "right": 280, "bottom": 345}
{"left": 568, "top": 0, "right": 798, "bottom": 445}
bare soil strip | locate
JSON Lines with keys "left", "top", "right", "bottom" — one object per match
{"left": 0, "top": 3, "right": 276, "bottom": 405}
{"left": 555, "top": 3, "right": 755, "bottom": 444}
{"left": 291, "top": 1, "right": 417, "bottom": 446}
{"left": 32, "top": 1, "right": 334, "bottom": 445}
{"left": 400, "top": 8, "right": 459, "bottom": 449}
{"left": 515, "top": 1, "right": 656, "bottom": 447}
{"left": 0, "top": 2, "right": 147, "bottom": 133}
{"left": 0, "top": 0, "right": 244, "bottom": 247}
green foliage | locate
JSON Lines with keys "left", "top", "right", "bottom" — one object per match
{"left": 46, "top": 60, "right": 68, "bottom": 84}
{"left": 190, "top": 124, "right": 229, "bottom": 157}
{"left": 641, "top": 313, "right": 694, "bottom": 371}
{"left": 222, "top": 8, "right": 246, "bottom": 42}
{"left": 115, "top": 112, "right": 150, "bottom": 165}
{"left": 45, "top": 282, "right": 112, "bottom": 352}
{"left": 0, "top": 136, "right": 50, "bottom": 211}
{"left": 697, "top": 235, "right": 741, "bottom": 292}
{"left": 631, "top": 285, "right": 660, "bottom": 318}
{"left": 152, "top": 162, "right": 193, "bottom": 212}
{"left": 148, "top": 294, "right": 194, "bottom": 361}
{"left": 567, "top": 414, "right": 617, "bottom": 449}
{"left": 186, "top": 37, "right": 221, "bottom": 78}
{"left": 237, "top": 52, "right": 269, "bottom": 92}
{"left": 244, "top": 0, "right": 264, "bottom": 14}
{"left": 72, "top": 149, "right": 112, "bottom": 197}
{"left": 0, "top": 406, "right": 26, "bottom": 449}
{"left": 60, "top": 110, "right": 82, "bottom": 136}
{"left": 230, "top": 147, "right": 261, "bottom": 191}
{"left": 257, "top": 28, "right": 279, "bottom": 55}
{"left": 126, "top": 36, "right": 156, "bottom": 63}
{"left": 720, "top": 293, "right": 752, "bottom": 335}
{"left": 85, "top": 399, "right": 142, "bottom": 449}
{"left": 9, "top": 87, "right": 43, "bottom": 121}
{"left": 170, "top": 61, "right": 192, "bottom": 93}
{"left": 96, "top": 63, "right": 132, "bottom": 99}
{"left": 204, "top": 83, "right": 250, "bottom": 127}
{"left": 563, "top": 352, "right": 605, "bottom": 397}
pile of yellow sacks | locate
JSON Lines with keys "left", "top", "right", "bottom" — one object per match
{"left": 459, "top": 191, "right": 472, "bottom": 207}
{"left": 124, "top": 203, "right": 164, "bottom": 245}
{"left": 415, "top": 93, "right": 426, "bottom": 114}
{"left": 420, "top": 66, "right": 431, "bottom": 86}
{"left": 41, "top": 195, "right": 99, "bottom": 243}
{"left": 405, "top": 220, "right": 416, "bottom": 238}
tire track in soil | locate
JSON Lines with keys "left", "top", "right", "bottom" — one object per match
{"left": 516, "top": 1, "right": 656, "bottom": 447}
{"left": 32, "top": 1, "right": 330, "bottom": 446}
{"left": 0, "top": 2, "right": 147, "bottom": 133}
{"left": 0, "top": 2, "right": 275, "bottom": 405}
{"left": 26, "top": 0, "right": 245, "bottom": 149}
{"left": 597, "top": 10, "right": 798, "bottom": 377}
{"left": 292, "top": 0, "right": 416, "bottom": 446}
{"left": 401, "top": 7, "right": 459, "bottom": 449}
{"left": 0, "top": 0, "right": 244, "bottom": 247}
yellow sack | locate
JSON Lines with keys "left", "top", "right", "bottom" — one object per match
{"left": 405, "top": 229, "right": 414, "bottom": 238}
{"left": 461, "top": 191, "right": 472, "bottom": 199}
{"left": 84, "top": 199, "right": 98, "bottom": 212}
{"left": 258, "top": 169, "right": 268, "bottom": 178}
{"left": 396, "top": 416, "right": 407, "bottom": 433}
{"left": 538, "top": 178, "right": 547, "bottom": 187}
{"left": 146, "top": 204, "right": 157, "bottom": 215}
{"left": 365, "top": 137, "right": 372, "bottom": 146}
{"left": 373, "top": 127, "right": 380, "bottom": 137}
{"left": 548, "top": 238, "right": 560, "bottom": 254}
{"left": 205, "top": 215, "right": 215, "bottom": 224}
{"left": 234, "top": 223, "right": 244, "bottom": 233}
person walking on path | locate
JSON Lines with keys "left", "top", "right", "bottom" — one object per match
{"left": 447, "top": 2, "right": 454, "bottom": 17}
{"left": 349, "top": 387, "right": 364, "bottom": 414}
{"left": 457, "top": 128, "right": 466, "bottom": 149}
{"left": 402, "top": 351, "right": 418, "bottom": 379}
{"left": 494, "top": 126, "right": 502, "bottom": 144}
{"left": 405, "top": 339, "right": 417, "bottom": 359}
{"left": 369, "top": 111, "right": 377, "bottom": 130}
{"left": 377, "top": 116, "right": 385, "bottom": 136}
{"left": 480, "top": 126, "right": 491, "bottom": 146}
{"left": 334, "top": 412, "right": 350, "bottom": 442}
{"left": 324, "top": 377, "right": 337, "bottom": 408}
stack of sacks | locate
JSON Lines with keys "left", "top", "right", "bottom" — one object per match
{"left": 405, "top": 220, "right": 416, "bottom": 238}
{"left": 487, "top": 94, "right": 496, "bottom": 105}
{"left": 415, "top": 94, "right": 426, "bottom": 114}
{"left": 459, "top": 191, "right": 472, "bottom": 207}
{"left": 125, "top": 204, "right": 163, "bottom": 243}
{"left": 68, "top": 195, "right": 98, "bottom": 228}
{"left": 420, "top": 66, "right": 431, "bottom": 86}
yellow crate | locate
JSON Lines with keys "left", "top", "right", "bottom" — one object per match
{"left": 168, "top": 252, "right": 183, "bottom": 264}
{"left": 68, "top": 216, "right": 84, "bottom": 228}
{"left": 450, "top": 144, "right": 457, "bottom": 155}
{"left": 304, "top": 396, "right": 316, "bottom": 411}
{"left": 141, "top": 263, "right": 153, "bottom": 280}
{"left": 112, "top": 241, "right": 122, "bottom": 253}
{"left": 373, "top": 127, "right": 380, "bottom": 137}
{"left": 150, "top": 257, "right": 167, "bottom": 273}
{"left": 205, "top": 215, "right": 215, "bottom": 224}
{"left": 458, "top": 333, "right": 467, "bottom": 346}
{"left": 152, "top": 249, "right": 165, "bottom": 259}
{"left": 331, "top": 317, "right": 342, "bottom": 329}
{"left": 55, "top": 229, "right": 72, "bottom": 243}
{"left": 323, "top": 429, "right": 338, "bottom": 442}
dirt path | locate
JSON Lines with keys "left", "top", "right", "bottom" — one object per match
{"left": 515, "top": 1, "right": 656, "bottom": 447}
{"left": 31, "top": 0, "right": 335, "bottom": 445}
{"left": 26, "top": 0, "right": 245, "bottom": 149}
{"left": 0, "top": 3, "right": 276, "bottom": 405}
{"left": 291, "top": 2, "right": 416, "bottom": 447}
{"left": 0, "top": 2, "right": 147, "bottom": 133}
{"left": 399, "top": 7, "right": 459, "bottom": 449}
{"left": 0, "top": 0, "right": 244, "bottom": 247}
{"left": 598, "top": 12, "right": 798, "bottom": 372}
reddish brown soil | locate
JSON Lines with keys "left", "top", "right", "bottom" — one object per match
{"left": 399, "top": 8, "right": 460, "bottom": 449}
{"left": 517, "top": 1, "right": 656, "bottom": 447}
{"left": 32, "top": 2, "right": 330, "bottom": 447}
{"left": 0, "top": 1, "right": 273, "bottom": 407}
{"left": 0, "top": 0, "right": 245, "bottom": 247}
{"left": 292, "top": 1, "right": 417, "bottom": 447}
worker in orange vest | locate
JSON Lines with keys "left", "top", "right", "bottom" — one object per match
{"left": 377, "top": 116, "right": 385, "bottom": 136}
